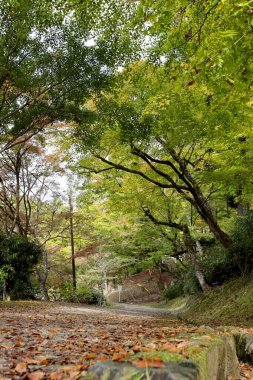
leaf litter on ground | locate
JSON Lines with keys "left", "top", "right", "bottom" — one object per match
{"left": 0, "top": 302, "right": 253, "bottom": 379}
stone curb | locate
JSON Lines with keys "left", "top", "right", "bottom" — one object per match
{"left": 234, "top": 331, "right": 253, "bottom": 362}
{"left": 87, "top": 361, "right": 197, "bottom": 380}
{"left": 87, "top": 332, "right": 241, "bottom": 380}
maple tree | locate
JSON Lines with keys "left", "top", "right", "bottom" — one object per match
{"left": 0, "top": 0, "right": 138, "bottom": 151}
{"left": 74, "top": 0, "right": 253, "bottom": 284}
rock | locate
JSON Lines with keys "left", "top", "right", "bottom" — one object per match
{"left": 87, "top": 360, "right": 198, "bottom": 380}
{"left": 234, "top": 332, "right": 253, "bottom": 362}
{"left": 189, "top": 335, "right": 240, "bottom": 380}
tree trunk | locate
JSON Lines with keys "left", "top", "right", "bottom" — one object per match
{"left": 35, "top": 246, "right": 49, "bottom": 301}
{"left": 69, "top": 193, "right": 76, "bottom": 291}
{"left": 182, "top": 226, "right": 210, "bottom": 292}
{"left": 166, "top": 145, "right": 233, "bottom": 249}
{"left": 191, "top": 187, "right": 232, "bottom": 248}
{"left": 3, "top": 281, "right": 11, "bottom": 301}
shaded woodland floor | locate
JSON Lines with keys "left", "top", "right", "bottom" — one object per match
{"left": 0, "top": 302, "right": 252, "bottom": 379}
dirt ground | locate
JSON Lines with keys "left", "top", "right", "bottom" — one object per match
{"left": 0, "top": 302, "right": 252, "bottom": 379}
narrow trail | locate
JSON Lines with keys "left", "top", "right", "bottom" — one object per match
{"left": 0, "top": 302, "right": 252, "bottom": 379}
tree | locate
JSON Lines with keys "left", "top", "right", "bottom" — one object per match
{"left": 0, "top": 230, "right": 41, "bottom": 300}
{"left": 76, "top": 46, "right": 252, "bottom": 254}
{"left": 0, "top": 0, "right": 138, "bottom": 151}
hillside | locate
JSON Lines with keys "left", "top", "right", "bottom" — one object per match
{"left": 161, "top": 277, "right": 253, "bottom": 328}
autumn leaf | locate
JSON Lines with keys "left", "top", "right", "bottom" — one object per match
{"left": 134, "top": 358, "right": 166, "bottom": 369}
{"left": 14, "top": 341, "right": 25, "bottom": 347}
{"left": 86, "top": 353, "right": 97, "bottom": 359}
{"left": 24, "top": 358, "right": 39, "bottom": 364}
{"left": 66, "top": 370, "right": 81, "bottom": 380}
{"left": 50, "top": 371, "right": 63, "bottom": 380}
{"left": 149, "top": 361, "right": 166, "bottom": 369}
{"left": 112, "top": 353, "right": 126, "bottom": 361}
{"left": 15, "top": 362, "right": 27, "bottom": 374}
{"left": 26, "top": 371, "right": 45, "bottom": 380}
{"left": 38, "top": 357, "right": 49, "bottom": 365}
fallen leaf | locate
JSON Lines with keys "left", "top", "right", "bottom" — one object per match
{"left": 14, "top": 341, "right": 25, "bottom": 347}
{"left": 86, "top": 353, "right": 96, "bottom": 359}
{"left": 26, "top": 371, "right": 45, "bottom": 380}
{"left": 112, "top": 353, "right": 126, "bottom": 361}
{"left": 15, "top": 362, "right": 27, "bottom": 374}
{"left": 66, "top": 370, "right": 80, "bottom": 380}
{"left": 50, "top": 372, "right": 63, "bottom": 380}
{"left": 38, "top": 357, "right": 49, "bottom": 365}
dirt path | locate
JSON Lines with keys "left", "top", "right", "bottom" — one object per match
{"left": 0, "top": 302, "right": 252, "bottom": 379}
{"left": 57, "top": 303, "right": 174, "bottom": 317}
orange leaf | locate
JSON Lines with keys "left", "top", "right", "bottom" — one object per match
{"left": 153, "top": 356, "right": 162, "bottom": 362}
{"left": 15, "top": 362, "right": 27, "bottom": 374}
{"left": 26, "top": 371, "right": 45, "bottom": 380}
{"left": 38, "top": 357, "right": 49, "bottom": 365}
{"left": 134, "top": 359, "right": 147, "bottom": 368}
{"left": 14, "top": 341, "right": 25, "bottom": 347}
{"left": 50, "top": 372, "right": 63, "bottom": 380}
{"left": 112, "top": 353, "right": 126, "bottom": 361}
{"left": 86, "top": 353, "right": 96, "bottom": 359}
{"left": 50, "top": 328, "right": 58, "bottom": 334}
{"left": 0, "top": 343, "right": 10, "bottom": 349}
{"left": 99, "top": 355, "right": 108, "bottom": 361}
{"left": 66, "top": 370, "right": 80, "bottom": 380}
{"left": 149, "top": 361, "right": 166, "bottom": 369}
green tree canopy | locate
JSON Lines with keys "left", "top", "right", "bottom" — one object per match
{"left": 0, "top": 0, "right": 137, "bottom": 151}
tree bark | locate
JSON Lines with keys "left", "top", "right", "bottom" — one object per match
{"left": 69, "top": 193, "right": 76, "bottom": 291}
{"left": 143, "top": 207, "right": 210, "bottom": 292}
{"left": 35, "top": 246, "right": 49, "bottom": 301}
{"left": 2, "top": 281, "right": 11, "bottom": 301}
{"left": 182, "top": 225, "right": 210, "bottom": 292}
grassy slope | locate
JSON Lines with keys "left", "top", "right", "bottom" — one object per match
{"left": 181, "top": 276, "right": 253, "bottom": 327}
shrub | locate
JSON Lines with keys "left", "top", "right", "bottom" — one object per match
{"left": 183, "top": 268, "right": 201, "bottom": 294}
{"left": 0, "top": 231, "right": 42, "bottom": 299}
{"left": 201, "top": 246, "right": 239, "bottom": 285}
{"left": 60, "top": 282, "right": 104, "bottom": 305}
{"left": 162, "top": 281, "right": 184, "bottom": 301}
{"left": 10, "top": 278, "right": 39, "bottom": 300}
{"left": 230, "top": 211, "right": 253, "bottom": 275}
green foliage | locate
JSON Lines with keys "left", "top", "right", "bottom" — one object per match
{"left": 162, "top": 281, "right": 184, "bottom": 301}
{"left": 184, "top": 276, "right": 253, "bottom": 326}
{"left": 0, "top": 0, "right": 138, "bottom": 147}
{"left": 60, "top": 282, "right": 104, "bottom": 305}
{"left": 9, "top": 278, "right": 39, "bottom": 300}
{"left": 201, "top": 246, "right": 239, "bottom": 285}
{"left": 0, "top": 231, "right": 42, "bottom": 297}
{"left": 182, "top": 268, "right": 201, "bottom": 295}
{"left": 231, "top": 212, "right": 253, "bottom": 275}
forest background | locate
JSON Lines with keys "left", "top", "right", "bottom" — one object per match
{"left": 0, "top": 0, "right": 252, "bottom": 304}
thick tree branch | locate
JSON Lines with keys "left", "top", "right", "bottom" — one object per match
{"left": 93, "top": 155, "right": 178, "bottom": 189}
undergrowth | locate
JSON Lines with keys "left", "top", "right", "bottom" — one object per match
{"left": 182, "top": 276, "right": 253, "bottom": 326}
